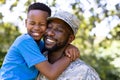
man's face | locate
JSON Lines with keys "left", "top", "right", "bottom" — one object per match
{"left": 44, "top": 19, "right": 71, "bottom": 51}
{"left": 26, "top": 10, "right": 49, "bottom": 41}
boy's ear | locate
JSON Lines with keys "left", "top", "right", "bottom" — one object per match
{"left": 68, "top": 35, "right": 75, "bottom": 44}
{"left": 25, "top": 19, "right": 27, "bottom": 27}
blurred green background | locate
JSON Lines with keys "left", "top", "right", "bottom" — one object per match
{"left": 0, "top": 0, "right": 120, "bottom": 80}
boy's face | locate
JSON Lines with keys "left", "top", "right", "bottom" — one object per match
{"left": 26, "top": 10, "right": 49, "bottom": 41}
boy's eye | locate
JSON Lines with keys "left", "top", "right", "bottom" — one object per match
{"left": 40, "top": 23, "right": 46, "bottom": 26}
{"left": 29, "top": 22, "right": 46, "bottom": 26}
{"left": 30, "top": 23, "right": 35, "bottom": 25}
{"left": 29, "top": 22, "right": 35, "bottom": 25}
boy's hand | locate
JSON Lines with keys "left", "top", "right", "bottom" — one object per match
{"left": 65, "top": 44, "right": 80, "bottom": 61}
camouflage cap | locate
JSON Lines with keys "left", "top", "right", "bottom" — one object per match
{"left": 47, "top": 11, "right": 80, "bottom": 35}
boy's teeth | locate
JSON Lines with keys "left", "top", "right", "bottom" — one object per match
{"left": 33, "top": 33, "right": 39, "bottom": 36}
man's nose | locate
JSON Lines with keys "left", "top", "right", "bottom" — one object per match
{"left": 46, "top": 29, "right": 55, "bottom": 36}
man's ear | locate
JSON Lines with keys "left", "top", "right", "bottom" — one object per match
{"left": 68, "top": 35, "right": 75, "bottom": 43}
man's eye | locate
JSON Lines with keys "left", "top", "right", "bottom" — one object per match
{"left": 57, "top": 29, "right": 63, "bottom": 32}
{"left": 47, "top": 24, "right": 52, "bottom": 28}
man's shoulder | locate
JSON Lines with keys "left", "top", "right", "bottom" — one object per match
{"left": 58, "top": 59, "right": 101, "bottom": 80}
{"left": 69, "top": 59, "right": 89, "bottom": 68}
{"left": 69, "top": 59, "right": 98, "bottom": 74}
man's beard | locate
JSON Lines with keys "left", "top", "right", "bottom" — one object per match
{"left": 45, "top": 37, "right": 69, "bottom": 52}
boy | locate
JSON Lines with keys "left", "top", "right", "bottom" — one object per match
{"left": 0, "top": 3, "right": 79, "bottom": 80}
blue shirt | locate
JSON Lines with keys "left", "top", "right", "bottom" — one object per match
{"left": 0, "top": 34, "right": 47, "bottom": 80}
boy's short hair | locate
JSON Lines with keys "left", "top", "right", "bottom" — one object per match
{"left": 28, "top": 2, "right": 51, "bottom": 16}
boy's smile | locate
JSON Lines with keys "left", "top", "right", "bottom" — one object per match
{"left": 26, "top": 10, "right": 49, "bottom": 41}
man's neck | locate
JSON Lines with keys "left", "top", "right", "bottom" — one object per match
{"left": 48, "top": 47, "right": 66, "bottom": 64}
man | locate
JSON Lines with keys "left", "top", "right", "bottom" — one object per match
{"left": 37, "top": 11, "right": 101, "bottom": 80}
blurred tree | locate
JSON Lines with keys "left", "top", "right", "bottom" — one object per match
{"left": 70, "top": 0, "right": 120, "bottom": 79}
{"left": 0, "top": 0, "right": 120, "bottom": 79}
{"left": 0, "top": 22, "right": 21, "bottom": 66}
{"left": 0, "top": 22, "right": 20, "bottom": 52}
{"left": 0, "top": 0, "right": 21, "bottom": 66}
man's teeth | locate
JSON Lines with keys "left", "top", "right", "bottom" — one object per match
{"left": 33, "top": 33, "right": 39, "bottom": 36}
{"left": 47, "top": 39, "right": 55, "bottom": 42}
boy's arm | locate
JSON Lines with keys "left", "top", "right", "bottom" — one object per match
{"left": 35, "top": 56, "right": 71, "bottom": 80}
{"left": 35, "top": 44, "right": 79, "bottom": 80}
{"left": 65, "top": 44, "right": 80, "bottom": 61}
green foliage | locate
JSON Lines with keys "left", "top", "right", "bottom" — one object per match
{"left": 0, "top": 51, "right": 6, "bottom": 67}
{"left": 0, "top": 22, "right": 21, "bottom": 66}
{"left": 0, "top": 22, "right": 21, "bottom": 52}
{"left": 10, "top": 0, "right": 18, "bottom": 11}
{"left": 0, "top": 0, "right": 5, "bottom": 4}
{"left": 110, "top": 24, "right": 120, "bottom": 40}
{"left": 0, "top": 0, "right": 120, "bottom": 80}
{"left": 70, "top": 0, "right": 120, "bottom": 79}
{"left": 81, "top": 54, "right": 120, "bottom": 80}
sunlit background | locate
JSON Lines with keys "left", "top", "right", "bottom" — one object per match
{"left": 0, "top": 0, "right": 120, "bottom": 80}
